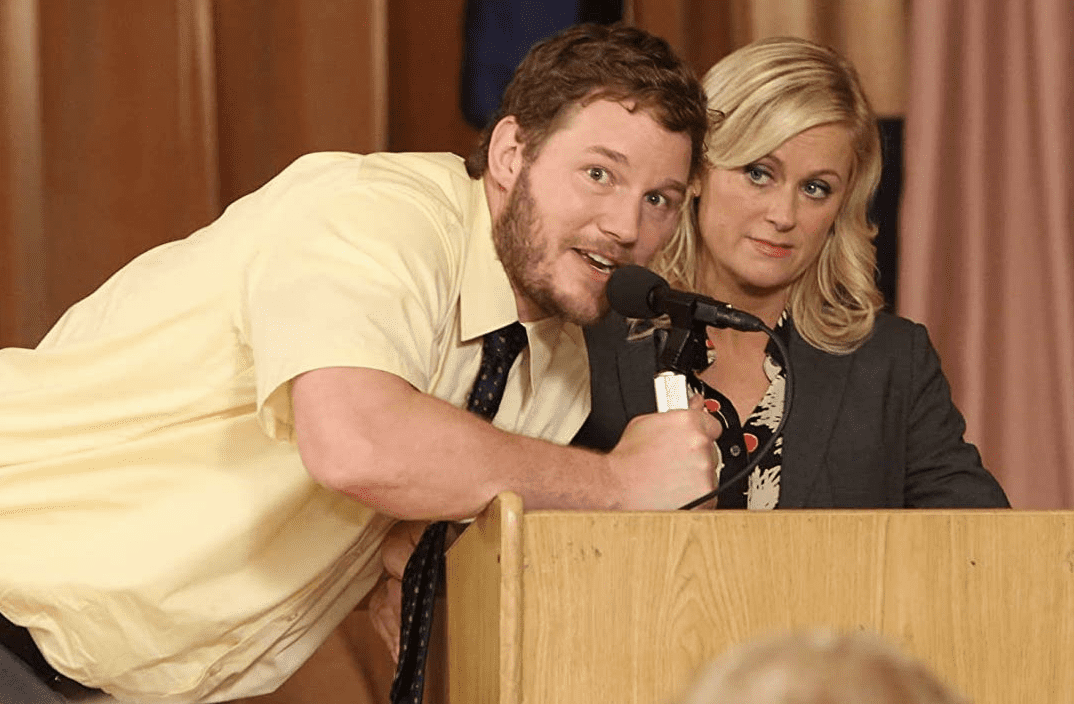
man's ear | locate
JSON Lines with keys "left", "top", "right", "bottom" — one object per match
{"left": 691, "top": 166, "right": 710, "bottom": 198}
{"left": 486, "top": 116, "right": 526, "bottom": 192}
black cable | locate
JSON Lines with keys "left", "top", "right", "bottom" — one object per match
{"left": 678, "top": 323, "right": 794, "bottom": 510}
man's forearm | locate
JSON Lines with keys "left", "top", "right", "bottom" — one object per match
{"left": 292, "top": 366, "right": 620, "bottom": 520}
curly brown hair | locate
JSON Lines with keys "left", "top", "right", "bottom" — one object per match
{"left": 464, "top": 23, "right": 708, "bottom": 182}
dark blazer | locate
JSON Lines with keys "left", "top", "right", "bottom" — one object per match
{"left": 574, "top": 311, "right": 1009, "bottom": 508}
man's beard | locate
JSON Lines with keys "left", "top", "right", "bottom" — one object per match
{"left": 492, "top": 166, "right": 608, "bottom": 326}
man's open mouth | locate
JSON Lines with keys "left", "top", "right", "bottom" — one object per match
{"left": 578, "top": 249, "right": 616, "bottom": 274}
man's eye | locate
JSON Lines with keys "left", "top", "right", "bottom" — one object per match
{"left": 587, "top": 167, "right": 610, "bottom": 184}
{"left": 645, "top": 192, "right": 669, "bottom": 208}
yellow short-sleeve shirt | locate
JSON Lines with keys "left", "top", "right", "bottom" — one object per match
{"left": 0, "top": 152, "right": 590, "bottom": 702}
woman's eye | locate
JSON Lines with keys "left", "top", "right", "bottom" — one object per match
{"left": 803, "top": 180, "right": 833, "bottom": 199}
{"left": 587, "top": 167, "right": 610, "bottom": 184}
{"left": 744, "top": 165, "right": 771, "bottom": 185}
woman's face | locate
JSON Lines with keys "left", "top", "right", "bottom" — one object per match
{"left": 696, "top": 123, "right": 854, "bottom": 306}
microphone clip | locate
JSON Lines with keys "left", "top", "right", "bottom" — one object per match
{"left": 656, "top": 322, "right": 709, "bottom": 375}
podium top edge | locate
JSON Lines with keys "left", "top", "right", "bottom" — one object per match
{"left": 517, "top": 508, "right": 1068, "bottom": 518}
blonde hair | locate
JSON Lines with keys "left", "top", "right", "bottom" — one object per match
{"left": 650, "top": 36, "right": 884, "bottom": 354}
{"left": 681, "top": 630, "right": 970, "bottom": 704}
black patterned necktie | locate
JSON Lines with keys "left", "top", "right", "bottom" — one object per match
{"left": 389, "top": 322, "right": 528, "bottom": 704}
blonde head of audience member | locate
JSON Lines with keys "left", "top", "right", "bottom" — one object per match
{"left": 680, "top": 630, "right": 970, "bottom": 704}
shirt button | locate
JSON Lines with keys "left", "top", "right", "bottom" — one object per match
{"left": 729, "top": 445, "right": 741, "bottom": 457}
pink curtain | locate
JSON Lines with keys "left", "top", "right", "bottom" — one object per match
{"left": 899, "top": 0, "right": 1074, "bottom": 508}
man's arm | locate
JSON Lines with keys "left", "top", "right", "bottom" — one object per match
{"left": 293, "top": 366, "right": 720, "bottom": 520}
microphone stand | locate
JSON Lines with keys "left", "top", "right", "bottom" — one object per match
{"left": 652, "top": 323, "right": 709, "bottom": 412}
{"left": 651, "top": 312, "right": 795, "bottom": 511}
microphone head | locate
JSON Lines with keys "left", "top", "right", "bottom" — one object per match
{"left": 606, "top": 265, "right": 669, "bottom": 318}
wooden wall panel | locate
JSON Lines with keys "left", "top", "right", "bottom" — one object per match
{"left": 0, "top": 0, "right": 46, "bottom": 349}
{"left": 36, "top": 0, "right": 219, "bottom": 334}
{"left": 630, "top": 0, "right": 742, "bottom": 78}
{"left": 213, "top": 0, "right": 387, "bottom": 205}
{"left": 1, "top": 0, "right": 387, "bottom": 347}
{"left": 387, "top": 0, "right": 478, "bottom": 156}
{"left": 631, "top": 0, "right": 908, "bottom": 117}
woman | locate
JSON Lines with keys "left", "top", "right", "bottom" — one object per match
{"left": 679, "top": 630, "right": 968, "bottom": 704}
{"left": 575, "top": 36, "right": 1008, "bottom": 509}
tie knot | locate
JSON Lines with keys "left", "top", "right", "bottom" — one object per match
{"left": 484, "top": 321, "right": 528, "bottom": 365}
{"left": 465, "top": 321, "right": 528, "bottom": 420}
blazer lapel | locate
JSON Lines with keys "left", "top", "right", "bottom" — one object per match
{"left": 602, "top": 316, "right": 850, "bottom": 507}
{"left": 779, "top": 328, "right": 852, "bottom": 507}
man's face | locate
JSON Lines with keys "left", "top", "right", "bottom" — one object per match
{"left": 493, "top": 99, "right": 693, "bottom": 326}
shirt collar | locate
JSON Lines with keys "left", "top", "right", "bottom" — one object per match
{"left": 459, "top": 177, "right": 587, "bottom": 391}
{"left": 459, "top": 177, "right": 516, "bottom": 342}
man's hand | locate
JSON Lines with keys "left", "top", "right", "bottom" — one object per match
{"left": 607, "top": 393, "right": 721, "bottom": 510}
{"left": 368, "top": 520, "right": 429, "bottom": 662}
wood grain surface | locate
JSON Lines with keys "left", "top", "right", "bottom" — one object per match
{"left": 449, "top": 498, "right": 1073, "bottom": 704}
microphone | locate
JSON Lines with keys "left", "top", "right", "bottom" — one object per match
{"left": 605, "top": 266, "right": 793, "bottom": 511}
{"left": 606, "top": 265, "right": 765, "bottom": 332}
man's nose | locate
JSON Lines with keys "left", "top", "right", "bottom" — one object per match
{"left": 599, "top": 194, "right": 642, "bottom": 244}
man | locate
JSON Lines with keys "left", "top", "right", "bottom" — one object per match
{"left": 0, "top": 23, "right": 718, "bottom": 703}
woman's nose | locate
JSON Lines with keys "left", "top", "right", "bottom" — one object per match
{"left": 766, "top": 187, "right": 797, "bottom": 232}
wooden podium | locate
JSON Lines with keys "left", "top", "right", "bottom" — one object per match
{"left": 445, "top": 493, "right": 1074, "bottom": 704}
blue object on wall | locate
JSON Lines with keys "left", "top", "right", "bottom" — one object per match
{"left": 460, "top": 0, "right": 623, "bottom": 129}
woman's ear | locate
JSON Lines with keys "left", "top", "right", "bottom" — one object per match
{"left": 485, "top": 116, "right": 525, "bottom": 192}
